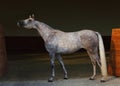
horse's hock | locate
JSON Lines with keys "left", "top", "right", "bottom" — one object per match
{"left": 108, "top": 28, "right": 120, "bottom": 76}
{"left": 0, "top": 25, "right": 7, "bottom": 76}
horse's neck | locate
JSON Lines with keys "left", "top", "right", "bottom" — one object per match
{"left": 36, "top": 21, "right": 54, "bottom": 41}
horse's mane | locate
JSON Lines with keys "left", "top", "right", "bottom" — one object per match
{"left": 39, "top": 21, "right": 55, "bottom": 30}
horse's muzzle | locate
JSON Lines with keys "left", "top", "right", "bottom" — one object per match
{"left": 17, "top": 20, "right": 25, "bottom": 27}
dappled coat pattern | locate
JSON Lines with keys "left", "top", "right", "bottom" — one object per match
{"left": 17, "top": 15, "right": 108, "bottom": 82}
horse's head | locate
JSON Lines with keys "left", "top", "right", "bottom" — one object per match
{"left": 17, "top": 14, "right": 36, "bottom": 29}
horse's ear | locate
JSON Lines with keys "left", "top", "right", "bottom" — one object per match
{"left": 29, "top": 15, "right": 32, "bottom": 18}
{"left": 31, "top": 14, "right": 35, "bottom": 19}
{"left": 29, "top": 14, "right": 34, "bottom": 19}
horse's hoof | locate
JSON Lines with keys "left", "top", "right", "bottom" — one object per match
{"left": 100, "top": 77, "right": 107, "bottom": 82}
{"left": 48, "top": 77, "right": 54, "bottom": 82}
{"left": 89, "top": 77, "right": 95, "bottom": 80}
{"left": 64, "top": 77, "right": 68, "bottom": 79}
{"left": 100, "top": 80, "right": 106, "bottom": 83}
{"left": 64, "top": 75, "right": 68, "bottom": 79}
{"left": 48, "top": 79, "right": 53, "bottom": 82}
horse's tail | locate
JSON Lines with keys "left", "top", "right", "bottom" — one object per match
{"left": 96, "top": 32, "right": 108, "bottom": 81}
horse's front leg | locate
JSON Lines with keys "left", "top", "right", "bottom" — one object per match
{"left": 48, "top": 53, "right": 56, "bottom": 82}
{"left": 56, "top": 54, "right": 68, "bottom": 79}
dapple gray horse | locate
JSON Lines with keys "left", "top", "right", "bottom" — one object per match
{"left": 17, "top": 15, "right": 108, "bottom": 82}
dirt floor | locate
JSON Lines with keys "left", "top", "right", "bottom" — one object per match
{"left": 0, "top": 52, "right": 119, "bottom": 86}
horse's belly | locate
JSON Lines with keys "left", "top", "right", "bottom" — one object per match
{"left": 56, "top": 42, "right": 81, "bottom": 54}
{"left": 46, "top": 33, "right": 82, "bottom": 54}
{"left": 57, "top": 48, "right": 79, "bottom": 54}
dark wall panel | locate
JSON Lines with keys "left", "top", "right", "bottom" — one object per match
{"left": 0, "top": 0, "right": 120, "bottom": 36}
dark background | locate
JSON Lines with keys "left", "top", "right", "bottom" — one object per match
{"left": 0, "top": 0, "right": 119, "bottom": 52}
{"left": 0, "top": 0, "right": 120, "bottom": 36}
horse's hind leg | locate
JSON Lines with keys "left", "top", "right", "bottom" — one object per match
{"left": 56, "top": 54, "right": 68, "bottom": 79}
{"left": 87, "top": 51, "right": 100, "bottom": 80}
